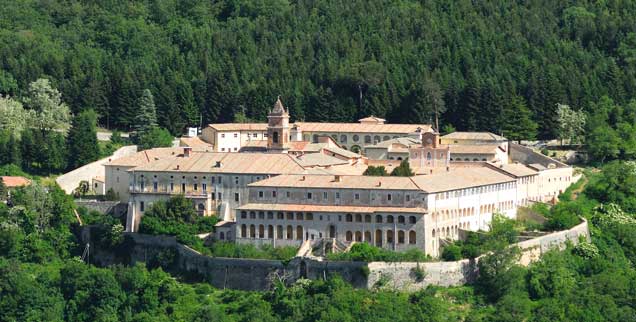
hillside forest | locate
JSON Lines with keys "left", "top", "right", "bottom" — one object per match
{"left": 1, "top": 0, "right": 636, "bottom": 144}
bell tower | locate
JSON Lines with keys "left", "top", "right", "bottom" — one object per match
{"left": 267, "top": 96, "right": 290, "bottom": 152}
{"left": 409, "top": 129, "right": 450, "bottom": 172}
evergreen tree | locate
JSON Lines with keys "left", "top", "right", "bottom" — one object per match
{"left": 67, "top": 109, "right": 101, "bottom": 170}
{"left": 390, "top": 159, "right": 414, "bottom": 177}
{"left": 0, "top": 176, "right": 6, "bottom": 200}
{"left": 133, "top": 89, "right": 158, "bottom": 134}
{"left": 363, "top": 166, "right": 388, "bottom": 176}
{"left": 8, "top": 133, "right": 21, "bottom": 166}
{"left": 500, "top": 96, "right": 538, "bottom": 142}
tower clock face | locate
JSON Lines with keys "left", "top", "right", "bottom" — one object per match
{"left": 426, "top": 138, "right": 432, "bottom": 144}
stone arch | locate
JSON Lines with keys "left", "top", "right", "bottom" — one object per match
{"left": 387, "top": 215, "right": 394, "bottom": 223}
{"left": 355, "top": 214, "right": 362, "bottom": 222}
{"left": 272, "top": 131, "right": 279, "bottom": 143}
{"left": 277, "top": 225, "right": 283, "bottom": 239}
{"left": 398, "top": 230, "right": 405, "bottom": 244}
{"left": 286, "top": 225, "right": 293, "bottom": 239}
{"left": 355, "top": 231, "right": 362, "bottom": 242}
{"left": 268, "top": 225, "right": 274, "bottom": 238}
{"left": 375, "top": 229, "right": 383, "bottom": 247}
{"left": 365, "top": 214, "right": 372, "bottom": 222}
{"left": 387, "top": 230, "right": 394, "bottom": 244}
{"left": 249, "top": 225, "right": 256, "bottom": 238}
{"left": 346, "top": 213, "right": 353, "bottom": 222}
{"left": 241, "top": 224, "right": 247, "bottom": 238}
{"left": 346, "top": 231, "right": 353, "bottom": 241}
{"left": 398, "top": 215, "right": 405, "bottom": 223}
{"left": 296, "top": 226, "right": 303, "bottom": 240}
{"left": 258, "top": 224, "right": 264, "bottom": 238}
{"left": 364, "top": 231, "right": 372, "bottom": 242}
{"left": 220, "top": 232, "right": 225, "bottom": 240}
{"left": 409, "top": 231, "right": 416, "bottom": 244}
{"left": 350, "top": 145, "right": 361, "bottom": 153}
{"left": 376, "top": 215, "right": 383, "bottom": 223}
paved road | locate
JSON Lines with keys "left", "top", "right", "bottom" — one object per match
{"left": 97, "top": 131, "right": 130, "bottom": 141}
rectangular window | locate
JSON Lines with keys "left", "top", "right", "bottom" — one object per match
{"left": 218, "top": 176, "right": 222, "bottom": 184}
{"left": 253, "top": 133, "right": 258, "bottom": 138}
{"left": 202, "top": 183, "right": 207, "bottom": 191}
{"left": 211, "top": 177, "right": 215, "bottom": 184}
{"left": 335, "top": 192, "right": 340, "bottom": 199}
{"left": 388, "top": 194, "right": 392, "bottom": 201}
{"left": 181, "top": 183, "right": 186, "bottom": 192}
{"left": 234, "top": 193, "right": 239, "bottom": 202}
{"left": 153, "top": 182, "right": 157, "bottom": 191}
{"left": 233, "top": 133, "right": 238, "bottom": 138}
{"left": 218, "top": 192, "right": 222, "bottom": 200}
{"left": 307, "top": 192, "right": 312, "bottom": 199}
{"left": 258, "top": 191, "right": 264, "bottom": 198}
{"left": 355, "top": 193, "right": 360, "bottom": 200}
{"left": 140, "top": 201, "right": 145, "bottom": 212}
{"left": 234, "top": 177, "right": 239, "bottom": 184}
{"left": 221, "top": 134, "right": 225, "bottom": 138}
{"left": 406, "top": 195, "right": 410, "bottom": 202}
{"left": 323, "top": 192, "right": 328, "bottom": 199}
{"left": 193, "top": 183, "right": 198, "bottom": 191}
{"left": 272, "top": 190, "right": 277, "bottom": 198}
{"left": 286, "top": 191, "right": 291, "bottom": 198}
{"left": 170, "top": 182, "right": 174, "bottom": 191}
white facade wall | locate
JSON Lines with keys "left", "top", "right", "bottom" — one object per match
{"left": 537, "top": 167, "right": 574, "bottom": 202}
{"left": 235, "top": 180, "right": 520, "bottom": 257}
{"left": 105, "top": 165, "right": 134, "bottom": 201}
{"left": 125, "top": 171, "right": 274, "bottom": 232}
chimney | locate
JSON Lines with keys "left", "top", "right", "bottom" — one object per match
{"left": 334, "top": 175, "right": 342, "bottom": 182}
{"left": 446, "top": 166, "right": 450, "bottom": 172}
{"left": 215, "top": 161, "right": 222, "bottom": 168}
{"left": 377, "top": 181, "right": 382, "bottom": 187}
{"left": 429, "top": 169, "right": 433, "bottom": 174}
{"left": 300, "top": 175, "right": 306, "bottom": 181}
{"left": 176, "top": 165, "right": 180, "bottom": 170}
{"left": 183, "top": 147, "right": 192, "bottom": 157}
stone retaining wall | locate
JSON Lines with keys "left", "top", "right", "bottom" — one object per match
{"left": 366, "top": 218, "right": 590, "bottom": 291}
{"left": 83, "top": 219, "right": 588, "bottom": 291}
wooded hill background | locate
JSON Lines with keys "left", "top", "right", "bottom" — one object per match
{"left": 1, "top": 0, "right": 635, "bottom": 138}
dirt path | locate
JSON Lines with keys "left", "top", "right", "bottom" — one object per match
{"left": 570, "top": 176, "right": 588, "bottom": 200}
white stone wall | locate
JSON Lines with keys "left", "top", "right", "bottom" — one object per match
{"left": 57, "top": 145, "right": 137, "bottom": 194}
{"left": 366, "top": 218, "right": 590, "bottom": 291}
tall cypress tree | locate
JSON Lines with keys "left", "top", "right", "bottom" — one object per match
{"left": 67, "top": 109, "right": 101, "bottom": 170}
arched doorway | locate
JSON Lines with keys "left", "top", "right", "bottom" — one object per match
{"left": 328, "top": 225, "right": 336, "bottom": 238}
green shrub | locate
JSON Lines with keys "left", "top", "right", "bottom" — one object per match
{"left": 442, "top": 244, "right": 462, "bottom": 261}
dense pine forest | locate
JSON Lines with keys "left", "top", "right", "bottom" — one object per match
{"left": 2, "top": 0, "right": 636, "bottom": 139}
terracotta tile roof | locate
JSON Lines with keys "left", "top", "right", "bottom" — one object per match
{"left": 237, "top": 203, "right": 426, "bottom": 214}
{"left": 0, "top": 176, "right": 31, "bottom": 188}
{"left": 365, "top": 137, "right": 420, "bottom": 149}
{"left": 358, "top": 116, "right": 386, "bottom": 123}
{"left": 179, "top": 136, "right": 213, "bottom": 148}
{"left": 442, "top": 132, "right": 506, "bottom": 141}
{"left": 288, "top": 141, "right": 311, "bottom": 151}
{"left": 449, "top": 144, "right": 499, "bottom": 154}
{"left": 294, "top": 122, "right": 431, "bottom": 134}
{"left": 207, "top": 123, "right": 268, "bottom": 132}
{"left": 106, "top": 147, "right": 184, "bottom": 167}
{"left": 130, "top": 152, "right": 306, "bottom": 174}
{"left": 410, "top": 167, "right": 515, "bottom": 192}
{"left": 93, "top": 176, "right": 105, "bottom": 182}
{"left": 293, "top": 153, "right": 350, "bottom": 167}
{"left": 248, "top": 174, "right": 421, "bottom": 190}
{"left": 489, "top": 163, "right": 538, "bottom": 177}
